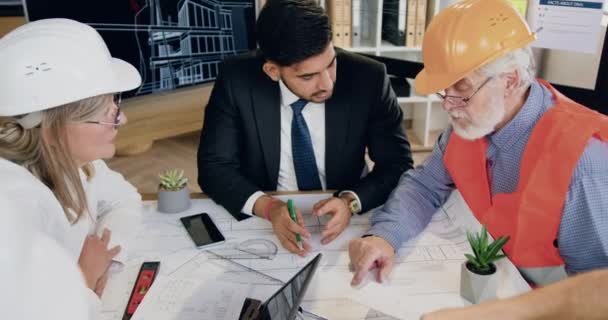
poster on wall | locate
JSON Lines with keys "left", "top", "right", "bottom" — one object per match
{"left": 24, "top": 0, "right": 256, "bottom": 97}
{"left": 528, "top": 0, "right": 605, "bottom": 54}
{"left": 0, "top": 0, "right": 24, "bottom": 16}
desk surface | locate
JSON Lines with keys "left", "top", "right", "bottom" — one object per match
{"left": 141, "top": 190, "right": 334, "bottom": 201}
{"left": 101, "top": 192, "right": 529, "bottom": 320}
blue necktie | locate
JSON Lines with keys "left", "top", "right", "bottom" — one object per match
{"left": 291, "top": 99, "right": 322, "bottom": 190}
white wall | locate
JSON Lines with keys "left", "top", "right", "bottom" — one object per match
{"left": 529, "top": 0, "right": 607, "bottom": 89}
{"left": 537, "top": 26, "right": 606, "bottom": 90}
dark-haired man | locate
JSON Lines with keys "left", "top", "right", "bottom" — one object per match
{"left": 197, "top": 0, "right": 412, "bottom": 255}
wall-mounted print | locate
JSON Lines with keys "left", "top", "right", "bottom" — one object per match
{"left": 24, "top": 0, "right": 256, "bottom": 97}
{"left": 0, "top": 0, "right": 24, "bottom": 16}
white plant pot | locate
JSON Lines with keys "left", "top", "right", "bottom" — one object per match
{"left": 460, "top": 261, "right": 499, "bottom": 304}
{"left": 157, "top": 187, "right": 191, "bottom": 213}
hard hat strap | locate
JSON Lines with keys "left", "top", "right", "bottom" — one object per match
{"left": 16, "top": 111, "right": 43, "bottom": 129}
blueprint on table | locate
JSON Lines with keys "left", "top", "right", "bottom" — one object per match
{"left": 100, "top": 192, "right": 530, "bottom": 320}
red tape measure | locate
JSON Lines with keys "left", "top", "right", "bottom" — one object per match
{"left": 122, "top": 261, "right": 160, "bottom": 320}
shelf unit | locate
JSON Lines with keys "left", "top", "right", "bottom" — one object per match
{"left": 340, "top": 0, "right": 452, "bottom": 148}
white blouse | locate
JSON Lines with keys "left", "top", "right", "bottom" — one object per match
{"left": 0, "top": 158, "right": 142, "bottom": 318}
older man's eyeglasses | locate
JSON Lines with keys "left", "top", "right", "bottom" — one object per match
{"left": 85, "top": 94, "right": 122, "bottom": 129}
{"left": 436, "top": 77, "right": 493, "bottom": 107}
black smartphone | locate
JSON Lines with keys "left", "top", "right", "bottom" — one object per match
{"left": 180, "top": 213, "right": 226, "bottom": 248}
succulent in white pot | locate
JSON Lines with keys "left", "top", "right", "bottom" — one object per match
{"left": 460, "top": 225, "right": 510, "bottom": 304}
{"left": 157, "top": 169, "right": 190, "bottom": 213}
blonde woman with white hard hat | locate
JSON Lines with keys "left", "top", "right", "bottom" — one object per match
{"left": 0, "top": 18, "right": 142, "bottom": 312}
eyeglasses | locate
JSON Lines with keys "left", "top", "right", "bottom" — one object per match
{"left": 436, "top": 77, "right": 493, "bottom": 107}
{"left": 84, "top": 94, "right": 123, "bottom": 129}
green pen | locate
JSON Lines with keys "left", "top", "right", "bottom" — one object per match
{"left": 287, "top": 199, "right": 303, "bottom": 250}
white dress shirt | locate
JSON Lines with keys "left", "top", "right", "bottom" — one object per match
{"left": 241, "top": 80, "right": 327, "bottom": 215}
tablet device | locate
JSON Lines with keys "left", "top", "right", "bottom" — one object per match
{"left": 180, "top": 213, "right": 225, "bottom": 248}
{"left": 239, "top": 253, "right": 323, "bottom": 320}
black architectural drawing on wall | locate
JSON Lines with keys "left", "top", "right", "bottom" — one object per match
{"left": 25, "top": 0, "right": 255, "bottom": 96}
{"left": 0, "top": 0, "right": 24, "bottom": 16}
{"left": 148, "top": 0, "right": 244, "bottom": 94}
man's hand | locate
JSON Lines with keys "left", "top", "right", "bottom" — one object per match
{"left": 312, "top": 196, "right": 353, "bottom": 244}
{"left": 267, "top": 200, "right": 312, "bottom": 256}
{"left": 348, "top": 236, "right": 395, "bottom": 286}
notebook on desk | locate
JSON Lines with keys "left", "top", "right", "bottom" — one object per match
{"left": 239, "top": 253, "right": 322, "bottom": 320}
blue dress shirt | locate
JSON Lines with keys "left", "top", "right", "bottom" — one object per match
{"left": 368, "top": 80, "right": 608, "bottom": 274}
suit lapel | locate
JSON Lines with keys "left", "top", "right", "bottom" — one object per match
{"left": 251, "top": 74, "right": 281, "bottom": 189}
{"left": 325, "top": 67, "right": 352, "bottom": 189}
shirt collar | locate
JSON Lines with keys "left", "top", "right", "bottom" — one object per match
{"left": 279, "top": 79, "right": 302, "bottom": 107}
{"left": 487, "top": 80, "right": 549, "bottom": 152}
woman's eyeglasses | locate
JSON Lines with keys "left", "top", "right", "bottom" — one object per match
{"left": 84, "top": 94, "right": 123, "bottom": 129}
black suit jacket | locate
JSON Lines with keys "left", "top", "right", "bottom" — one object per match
{"left": 198, "top": 49, "right": 413, "bottom": 220}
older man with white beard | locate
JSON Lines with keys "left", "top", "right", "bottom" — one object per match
{"left": 348, "top": 0, "right": 608, "bottom": 288}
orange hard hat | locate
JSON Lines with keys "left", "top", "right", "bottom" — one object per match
{"left": 414, "top": 0, "right": 536, "bottom": 95}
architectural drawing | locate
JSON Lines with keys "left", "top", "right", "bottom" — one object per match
{"left": 145, "top": 0, "right": 253, "bottom": 94}
{"left": 100, "top": 193, "right": 530, "bottom": 320}
{"left": 0, "top": 0, "right": 22, "bottom": 16}
{"left": 24, "top": 0, "right": 255, "bottom": 96}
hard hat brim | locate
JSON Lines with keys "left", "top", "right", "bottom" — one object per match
{"left": 110, "top": 57, "right": 142, "bottom": 93}
{"left": 414, "top": 68, "right": 466, "bottom": 96}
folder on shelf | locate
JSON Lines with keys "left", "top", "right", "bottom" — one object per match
{"left": 382, "top": 0, "right": 407, "bottom": 46}
{"left": 352, "top": 0, "right": 362, "bottom": 46}
{"left": 342, "top": 0, "right": 352, "bottom": 48}
{"left": 405, "top": 0, "right": 417, "bottom": 47}
{"left": 414, "top": 0, "right": 427, "bottom": 47}
{"left": 326, "top": 0, "right": 345, "bottom": 47}
{"left": 360, "top": 0, "right": 380, "bottom": 48}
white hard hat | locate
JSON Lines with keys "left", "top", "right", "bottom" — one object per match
{"left": 0, "top": 18, "right": 142, "bottom": 117}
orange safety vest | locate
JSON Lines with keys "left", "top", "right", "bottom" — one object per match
{"left": 444, "top": 80, "right": 608, "bottom": 285}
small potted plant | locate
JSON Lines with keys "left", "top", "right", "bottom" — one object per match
{"left": 157, "top": 169, "right": 191, "bottom": 213}
{"left": 460, "top": 225, "right": 510, "bottom": 304}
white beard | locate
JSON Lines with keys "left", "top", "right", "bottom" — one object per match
{"left": 449, "top": 97, "right": 505, "bottom": 141}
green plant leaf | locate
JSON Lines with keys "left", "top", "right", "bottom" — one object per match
{"left": 467, "top": 232, "right": 480, "bottom": 260}
{"left": 479, "top": 255, "right": 488, "bottom": 268}
{"left": 480, "top": 225, "right": 488, "bottom": 255}
{"left": 159, "top": 168, "right": 188, "bottom": 190}
{"left": 478, "top": 265, "right": 492, "bottom": 273}
{"left": 464, "top": 254, "right": 482, "bottom": 270}
{"left": 464, "top": 254, "right": 477, "bottom": 264}
{"left": 487, "top": 254, "right": 507, "bottom": 264}
{"left": 486, "top": 236, "right": 510, "bottom": 260}
{"left": 465, "top": 225, "right": 512, "bottom": 270}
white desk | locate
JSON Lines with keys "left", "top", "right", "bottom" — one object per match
{"left": 100, "top": 192, "right": 530, "bottom": 320}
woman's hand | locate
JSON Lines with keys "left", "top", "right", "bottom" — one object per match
{"left": 78, "top": 228, "right": 121, "bottom": 295}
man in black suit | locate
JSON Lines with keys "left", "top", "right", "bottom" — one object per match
{"left": 198, "top": 0, "right": 412, "bottom": 255}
